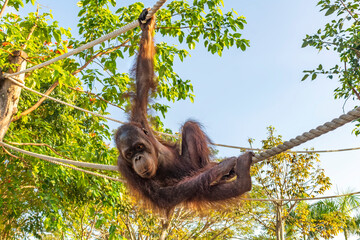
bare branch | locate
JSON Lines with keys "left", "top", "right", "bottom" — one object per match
{"left": 251, "top": 213, "right": 275, "bottom": 232}
{"left": 159, "top": 211, "right": 174, "bottom": 240}
{"left": 344, "top": 62, "right": 360, "bottom": 101}
{"left": 72, "top": 39, "right": 130, "bottom": 75}
{"left": 12, "top": 80, "right": 59, "bottom": 122}
{"left": 210, "top": 227, "right": 229, "bottom": 240}
{"left": 68, "top": 86, "right": 125, "bottom": 111}
{"left": 22, "top": 4, "right": 39, "bottom": 50}
{"left": 340, "top": 0, "right": 358, "bottom": 23}
{"left": 1, "top": 146, "right": 30, "bottom": 167}
{"left": 283, "top": 201, "right": 299, "bottom": 221}
{"left": 0, "top": 0, "right": 9, "bottom": 19}
{"left": 20, "top": 185, "right": 36, "bottom": 189}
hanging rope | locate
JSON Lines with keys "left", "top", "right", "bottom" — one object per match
{"left": 3, "top": 140, "right": 358, "bottom": 203}
{"left": 6, "top": 72, "right": 360, "bottom": 165}
{"left": 6, "top": 76, "right": 127, "bottom": 124}
{"left": 2, "top": 0, "right": 168, "bottom": 78}
{"left": 241, "top": 191, "right": 360, "bottom": 202}
{"left": 7, "top": 75, "right": 360, "bottom": 155}
{"left": 2, "top": 145, "right": 123, "bottom": 181}
{"left": 2, "top": 0, "right": 360, "bottom": 167}
{"left": 3, "top": 141, "right": 360, "bottom": 203}
{"left": 2, "top": 106, "right": 360, "bottom": 170}
{"left": 252, "top": 107, "right": 360, "bottom": 163}
{"left": 212, "top": 143, "right": 360, "bottom": 154}
{"left": 0, "top": 141, "right": 118, "bottom": 171}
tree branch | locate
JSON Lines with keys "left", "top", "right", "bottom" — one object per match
{"left": 72, "top": 39, "right": 130, "bottom": 75}
{"left": 68, "top": 86, "right": 125, "bottom": 111}
{"left": 210, "top": 227, "right": 229, "bottom": 240}
{"left": 11, "top": 80, "right": 59, "bottom": 121}
{"left": 86, "top": 204, "right": 100, "bottom": 240}
{"left": 22, "top": 4, "right": 39, "bottom": 50}
{"left": 20, "top": 185, "right": 36, "bottom": 189}
{"left": 348, "top": 84, "right": 360, "bottom": 100}
{"left": 80, "top": 203, "right": 88, "bottom": 240}
{"left": 159, "top": 213, "right": 173, "bottom": 240}
{"left": 344, "top": 62, "right": 360, "bottom": 101}
{"left": 311, "top": 39, "right": 360, "bottom": 55}
{"left": 283, "top": 201, "right": 299, "bottom": 221}
{"left": 0, "top": 0, "right": 9, "bottom": 19}
{"left": 251, "top": 213, "right": 276, "bottom": 232}
{"left": 339, "top": 0, "right": 358, "bottom": 23}
{"left": 1, "top": 146, "right": 30, "bottom": 167}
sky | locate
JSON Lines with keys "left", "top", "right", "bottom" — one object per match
{"left": 14, "top": 0, "right": 360, "bottom": 238}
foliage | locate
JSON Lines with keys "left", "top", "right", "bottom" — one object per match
{"left": 249, "top": 126, "right": 332, "bottom": 239}
{"left": 301, "top": 0, "right": 360, "bottom": 134}
{"left": 288, "top": 192, "right": 360, "bottom": 240}
{"left": 0, "top": 0, "right": 250, "bottom": 238}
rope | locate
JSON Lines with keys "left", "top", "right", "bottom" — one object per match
{"left": 6, "top": 76, "right": 126, "bottom": 125}
{"left": 3, "top": 145, "right": 123, "bottom": 182}
{"left": 0, "top": 141, "right": 118, "bottom": 171}
{"left": 4, "top": 0, "right": 358, "bottom": 204}
{"left": 33, "top": 155, "right": 123, "bottom": 182}
{"left": 2, "top": 0, "right": 168, "bottom": 78}
{"left": 6, "top": 71, "right": 360, "bottom": 166}
{"left": 3, "top": 139, "right": 357, "bottom": 202}
{"left": 213, "top": 143, "right": 360, "bottom": 154}
{"left": 241, "top": 191, "right": 360, "bottom": 202}
{"left": 252, "top": 107, "right": 360, "bottom": 163}
{"left": 3, "top": 0, "right": 360, "bottom": 165}
{"left": 8, "top": 76, "right": 360, "bottom": 155}
{"left": 2, "top": 142, "right": 360, "bottom": 203}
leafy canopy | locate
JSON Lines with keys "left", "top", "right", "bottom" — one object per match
{"left": 0, "top": 0, "right": 249, "bottom": 238}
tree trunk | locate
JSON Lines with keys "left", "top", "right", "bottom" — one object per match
{"left": 344, "top": 229, "right": 348, "bottom": 240}
{"left": 275, "top": 205, "right": 285, "bottom": 240}
{"left": 0, "top": 50, "right": 27, "bottom": 141}
{"left": 159, "top": 210, "right": 173, "bottom": 240}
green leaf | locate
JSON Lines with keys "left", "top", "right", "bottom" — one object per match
{"left": 301, "top": 74, "right": 309, "bottom": 81}
{"left": 301, "top": 41, "right": 308, "bottom": 48}
{"left": 240, "top": 43, "right": 246, "bottom": 51}
{"left": 311, "top": 73, "right": 317, "bottom": 80}
{"left": 325, "top": 6, "right": 336, "bottom": 16}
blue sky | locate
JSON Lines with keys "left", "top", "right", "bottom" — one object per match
{"left": 16, "top": 0, "right": 359, "bottom": 216}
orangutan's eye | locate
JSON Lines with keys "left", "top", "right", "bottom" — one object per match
{"left": 125, "top": 151, "right": 132, "bottom": 159}
{"left": 137, "top": 144, "right": 144, "bottom": 151}
{"left": 142, "top": 128, "right": 149, "bottom": 135}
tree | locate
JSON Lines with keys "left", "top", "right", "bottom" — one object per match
{"left": 0, "top": 0, "right": 250, "bottom": 238}
{"left": 287, "top": 192, "right": 360, "bottom": 240}
{"left": 302, "top": 0, "right": 360, "bottom": 134}
{"left": 249, "top": 126, "right": 332, "bottom": 240}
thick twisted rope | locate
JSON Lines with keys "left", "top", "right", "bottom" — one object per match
{"left": 2, "top": 141, "right": 359, "bottom": 202}
{"left": 3, "top": 0, "right": 167, "bottom": 78}
{"left": 2, "top": 0, "right": 360, "bottom": 165}
{"left": 3, "top": 100, "right": 360, "bottom": 172}
{"left": 252, "top": 107, "right": 360, "bottom": 163}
